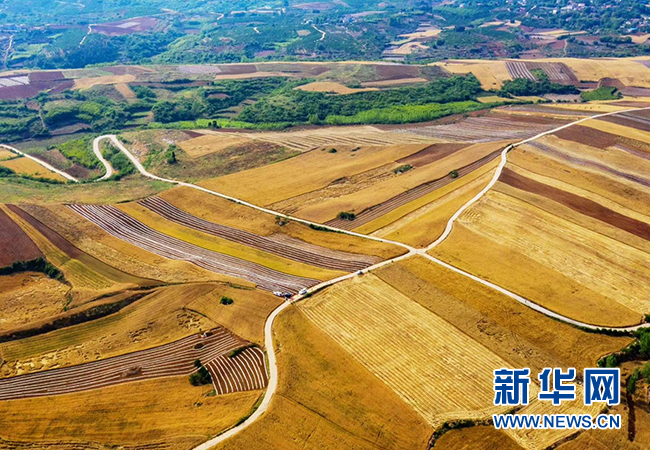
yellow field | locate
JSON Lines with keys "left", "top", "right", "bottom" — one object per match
{"left": 200, "top": 143, "right": 432, "bottom": 206}
{"left": 21, "top": 204, "right": 242, "bottom": 286}
{"left": 429, "top": 190, "right": 649, "bottom": 326}
{"left": 158, "top": 187, "right": 404, "bottom": 260}
{"left": 213, "top": 306, "right": 433, "bottom": 450}
{"left": 437, "top": 60, "right": 512, "bottom": 89}
{"left": 548, "top": 57, "right": 650, "bottom": 86}
{"left": 547, "top": 102, "right": 630, "bottom": 113}
{"left": 117, "top": 202, "right": 345, "bottom": 281}
{"left": 582, "top": 118, "right": 650, "bottom": 144}
{"left": 0, "top": 284, "right": 220, "bottom": 377}
{"left": 361, "top": 77, "right": 429, "bottom": 87}
{"left": 300, "top": 274, "right": 511, "bottom": 427}
{"left": 289, "top": 140, "right": 507, "bottom": 222}
{"left": 0, "top": 375, "right": 259, "bottom": 450}
{"left": 178, "top": 133, "right": 253, "bottom": 158}
{"left": 0, "top": 149, "right": 16, "bottom": 160}
{"left": 376, "top": 257, "right": 629, "bottom": 375}
{"left": 0, "top": 272, "right": 68, "bottom": 333}
{"left": 295, "top": 81, "right": 377, "bottom": 94}
{"left": 0, "top": 157, "right": 66, "bottom": 182}
{"left": 435, "top": 426, "right": 523, "bottom": 450}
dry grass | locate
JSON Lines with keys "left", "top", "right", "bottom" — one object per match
{"left": 199, "top": 143, "right": 432, "bottom": 206}
{"left": 300, "top": 274, "right": 511, "bottom": 427}
{"left": 178, "top": 134, "right": 253, "bottom": 158}
{"left": 360, "top": 77, "right": 429, "bottom": 87}
{"left": 295, "top": 81, "right": 377, "bottom": 94}
{"left": 213, "top": 306, "right": 433, "bottom": 450}
{"left": 550, "top": 57, "right": 650, "bottom": 87}
{"left": 117, "top": 202, "right": 344, "bottom": 281}
{"left": 0, "top": 149, "right": 16, "bottom": 160}
{"left": 0, "top": 157, "right": 67, "bottom": 182}
{"left": 291, "top": 140, "right": 506, "bottom": 223}
{"left": 398, "top": 28, "right": 441, "bottom": 40}
{"left": 582, "top": 119, "right": 650, "bottom": 144}
{"left": 0, "top": 273, "right": 68, "bottom": 333}
{"left": 157, "top": 187, "right": 404, "bottom": 260}
{"left": 0, "top": 375, "right": 259, "bottom": 450}
{"left": 0, "top": 284, "right": 220, "bottom": 377}
{"left": 429, "top": 190, "right": 648, "bottom": 327}
{"left": 21, "top": 204, "right": 239, "bottom": 286}
{"left": 390, "top": 42, "right": 429, "bottom": 55}
{"left": 435, "top": 426, "right": 523, "bottom": 450}
{"left": 72, "top": 74, "right": 137, "bottom": 90}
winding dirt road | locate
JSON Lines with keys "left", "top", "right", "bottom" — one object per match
{"left": 94, "top": 105, "right": 650, "bottom": 448}
{"left": 0, "top": 143, "right": 79, "bottom": 182}
{"left": 92, "top": 135, "right": 114, "bottom": 180}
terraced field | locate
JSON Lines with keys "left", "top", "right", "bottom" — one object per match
{"left": 207, "top": 347, "right": 268, "bottom": 395}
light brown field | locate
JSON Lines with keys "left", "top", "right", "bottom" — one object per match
{"left": 0, "top": 273, "right": 69, "bottom": 333}
{"left": 436, "top": 60, "right": 512, "bottom": 89}
{"left": 0, "top": 157, "right": 66, "bottom": 182}
{"left": 114, "top": 82, "right": 135, "bottom": 99}
{"left": 20, "top": 204, "right": 242, "bottom": 286}
{"left": 429, "top": 189, "right": 649, "bottom": 327}
{"left": 360, "top": 77, "right": 429, "bottom": 87}
{"left": 398, "top": 28, "right": 441, "bottom": 40}
{"left": 295, "top": 81, "right": 377, "bottom": 94}
{"left": 0, "top": 284, "right": 220, "bottom": 378}
{"left": 0, "top": 375, "right": 259, "bottom": 450}
{"left": 213, "top": 306, "right": 433, "bottom": 450}
{"left": 199, "top": 143, "right": 433, "bottom": 206}
{"left": 157, "top": 187, "right": 403, "bottom": 260}
{"left": 290, "top": 140, "right": 506, "bottom": 223}
{"left": 72, "top": 74, "right": 137, "bottom": 90}
{"left": 435, "top": 426, "right": 523, "bottom": 450}
{"left": 390, "top": 41, "right": 428, "bottom": 55}
{"left": 116, "top": 202, "right": 345, "bottom": 281}
{"left": 300, "top": 274, "right": 511, "bottom": 427}
{"left": 0, "top": 149, "right": 16, "bottom": 160}
{"left": 178, "top": 134, "right": 253, "bottom": 158}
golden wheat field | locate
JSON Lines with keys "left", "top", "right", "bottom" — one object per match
{"left": 0, "top": 157, "right": 67, "bottom": 182}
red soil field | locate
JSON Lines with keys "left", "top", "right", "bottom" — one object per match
{"left": 93, "top": 17, "right": 158, "bottom": 36}
{"left": 218, "top": 65, "right": 257, "bottom": 75}
{"left": 207, "top": 346, "right": 268, "bottom": 395}
{"left": 0, "top": 208, "right": 42, "bottom": 268}
{"left": 0, "top": 328, "right": 246, "bottom": 400}
{"left": 8, "top": 204, "right": 159, "bottom": 286}
{"left": 28, "top": 71, "right": 65, "bottom": 82}
{"left": 396, "top": 143, "right": 469, "bottom": 167}
{"left": 326, "top": 149, "right": 502, "bottom": 230}
{"left": 553, "top": 125, "right": 619, "bottom": 148}
{"left": 67, "top": 204, "right": 319, "bottom": 293}
{"left": 375, "top": 64, "right": 421, "bottom": 80}
{"left": 139, "top": 197, "right": 378, "bottom": 272}
{"left": 500, "top": 168, "right": 650, "bottom": 241}
{"left": 599, "top": 112, "right": 650, "bottom": 132}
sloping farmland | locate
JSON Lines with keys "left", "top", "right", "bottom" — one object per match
{"left": 0, "top": 207, "right": 42, "bottom": 268}
{"left": 300, "top": 274, "right": 511, "bottom": 427}
{"left": 207, "top": 346, "right": 268, "bottom": 395}
{"left": 0, "top": 328, "right": 244, "bottom": 401}
{"left": 67, "top": 204, "right": 319, "bottom": 293}
{"left": 138, "top": 196, "right": 378, "bottom": 271}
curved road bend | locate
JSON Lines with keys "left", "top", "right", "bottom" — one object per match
{"left": 95, "top": 107, "right": 650, "bottom": 448}
{"left": 93, "top": 135, "right": 114, "bottom": 181}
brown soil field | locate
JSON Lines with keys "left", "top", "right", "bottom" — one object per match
{"left": 72, "top": 74, "right": 137, "bottom": 90}
{"left": 0, "top": 157, "right": 67, "bottom": 182}
{"left": 554, "top": 124, "right": 619, "bottom": 148}
{"left": 376, "top": 256, "right": 630, "bottom": 375}
{"left": 434, "top": 426, "right": 523, "bottom": 450}
{"left": 429, "top": 190, "right": 649, "bottom": 326}
{"left": 138, "top": 196, "right": 378, "bottom": 271}
{"left": 0, "top": 284, "right": 221, "bottom": 378}
{"left": 396, "top": 142, "right": 469, "bottom": 166}
{"left": 213, "top": 306, "right": 433, "bottom": 450}
{"left": 0, "top": 327, "right": 246, "bottom": 400}
{"left": 71, "top": 204, "right": 322, "bottom": 293}
{"left": 0, "top": 375, "right": 259, "bottom": 450}
{"left": 178, "top": 134, "right": 254, "bottom": 158}
{"left": 581, "top": 118, "right": 650, "bottom": 144}
{"left": 199, "top": 143, "right": 432, "bottom": 207}
{"left": 0, "top": 207, "right": 42, "bottom": 268}
{"left": 19, "top": 204, "right": 237, "bottom": 286}
{"left": 157, "top": 187, "right": 403, "bottom": 261}
{"left": 500, "top": 168, "right": 650, "bottom": 240}
{"left": 600, "top": 112, "right": 650, "bottom": 133}
{"left": 300, "top": 274, "right": 511, "bottom": 427}
{"left": 0, "top": 273, "right": 68, "bottom": 333}
{"left": 360, "top": 77, "right": 429, "bottom": 87}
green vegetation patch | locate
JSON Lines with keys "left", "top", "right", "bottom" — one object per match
{"left": 581, "top": 86, "right": 622, "bottom": 102}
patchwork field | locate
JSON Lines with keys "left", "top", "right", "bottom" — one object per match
{"left": 0, "top": 156, "right": 67, "bottom": 182}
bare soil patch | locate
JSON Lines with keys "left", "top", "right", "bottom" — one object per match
{"left": 0, "top": 208, "right": 42, "bottom": 268}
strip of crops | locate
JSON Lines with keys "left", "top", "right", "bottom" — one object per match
{"left": 138, "top": 197, "right": 378, "bottom": 271}
{"left": 0, "top": 328, "right": 242, "bottom": 400}
{"left": 207, "top": 347, "right": 268, "bottom": 395}
{"left": 67, "top": 204, "right": 319, "bottom": 293}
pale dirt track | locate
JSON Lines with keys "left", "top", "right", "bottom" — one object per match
{"left": 92, "top": 135, "right": 114, "bottom": 180}
{"left": 92, "top": 105, "right": 650, "bottom": 449}
{"left": 0, "top": 144, "right": 78, "bottom": 182}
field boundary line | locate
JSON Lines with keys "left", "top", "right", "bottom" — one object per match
{"left": 0, "top": 143, "right": 79, "bottom": 182}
